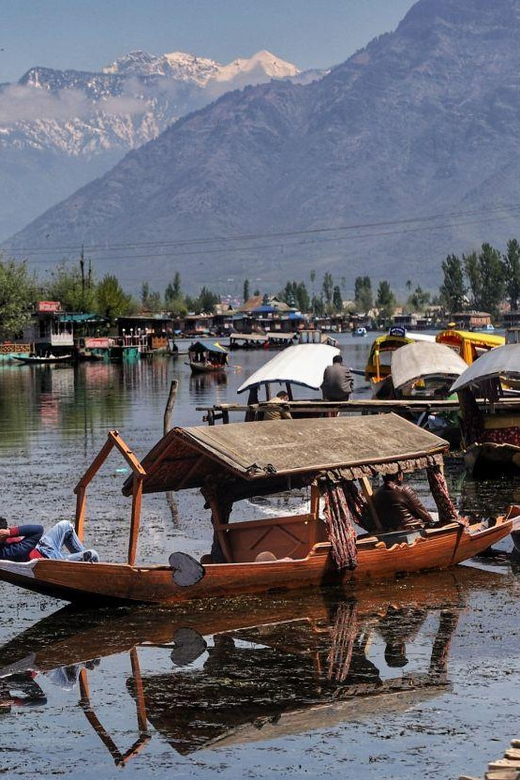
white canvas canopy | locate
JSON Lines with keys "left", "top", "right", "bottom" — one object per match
{"left": 237, "top": 343, "right": 341, "bottom": 394}
{"left": 391, "top": 342, "right": 468, "bottom": 392}
{"left": 451, "top": 343, "right": 520, "bottom": 392}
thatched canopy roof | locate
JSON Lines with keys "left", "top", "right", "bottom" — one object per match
{"left": 123, "top": 414, "right": 448, "bottom": 498}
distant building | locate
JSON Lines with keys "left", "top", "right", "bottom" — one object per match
{"left": 451, "top": 311, "right": 492, "bottom": 330}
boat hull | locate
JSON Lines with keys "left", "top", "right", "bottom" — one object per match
{"left": 0, "top": 519, "right": 512, "bottom": 606}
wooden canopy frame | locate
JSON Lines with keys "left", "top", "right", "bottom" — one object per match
{"left": 74, "top": 430, "right": 146, "bottom": 566}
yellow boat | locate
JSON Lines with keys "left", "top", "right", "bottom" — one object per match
{"left": 364, "top": 328, "right": 435, "bottom": 398}
{"left": 435, "top": 329, "right": 504, "bottom": 365}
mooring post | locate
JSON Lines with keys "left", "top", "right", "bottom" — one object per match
{"left": 164, "top": 379, "right": 179, "bottom": 435}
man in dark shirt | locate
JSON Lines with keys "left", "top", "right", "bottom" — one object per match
{"left": 371, "top": 471, "right": 433, "bottom": 532}
{"left": 321, "top": 355, "right": 354, "bottom": 401}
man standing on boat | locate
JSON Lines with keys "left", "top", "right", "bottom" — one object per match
{"left": 263, "top": 391, "right": 292, "bottom": 420}
{"left": 321, "top": 354, "right": 354, "bottom": 401}
{"left": 0, "top": 519, "right": 99, "bottom": 562}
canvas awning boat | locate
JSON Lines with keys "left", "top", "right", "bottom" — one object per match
{"left": 450, "top": 344, "right": 520, "bottom": 475}
{"left": 450, "top": 343, "right": 520, "bottom": 393}
{"left": 436, "top": 329, "right": 504, "bottom": 365}
{"left": 237, "top": 343, "right": 341, "bottom": 396}
{"left": 0, "top": 417, "right": 518, "bottom": 607}
{"left": 391, "top": 342, "right": 468, "bottom": 395}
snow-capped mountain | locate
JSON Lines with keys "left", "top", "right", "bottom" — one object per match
{"left": 0, "top": 49, "right": 312, "bottom": 239}
{"left": 9, "top": 0, "right": 520, "bottom": 293}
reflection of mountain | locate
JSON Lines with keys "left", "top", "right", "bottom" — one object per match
{"left": 0, "top": 568, "right": 506, "bottom": 762}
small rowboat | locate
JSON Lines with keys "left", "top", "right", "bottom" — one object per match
{"left": 14, "top": 353, "right": 74, "bottom": 365}
{"left": 0, "top": 414, "right": 517, "bottom": 607}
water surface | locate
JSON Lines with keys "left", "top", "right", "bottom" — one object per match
{"left": 0, "top": 335, "right": 519, "bottom": 779}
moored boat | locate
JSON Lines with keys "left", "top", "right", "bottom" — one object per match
{"left": 237, "top": 342, "right": 341, "bottom": 416}
{"left": 0, "top": 415, "right": 516, "bottom": 607}
{"left": 435, "top": 328, "right": 504, "bottom": 364}
{"left": 14, "top": 353, "right": 74, "bottom": 365}
{"left": 364, "top": 328, "right": 435, "bottom": 398}
{"left": 451, "top": 343, "right": 520, "bottom": 475}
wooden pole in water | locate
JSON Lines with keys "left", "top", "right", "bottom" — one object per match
{"left": 164, "top": 379, "right": 179, "bottom": 435}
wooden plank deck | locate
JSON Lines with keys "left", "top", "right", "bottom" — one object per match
{"left": 459, "top": 738, "right": 520, "bottom": 780}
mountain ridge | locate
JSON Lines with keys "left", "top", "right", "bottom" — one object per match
{"left": 7, "top": 0, "right": 520, "bottom": 294}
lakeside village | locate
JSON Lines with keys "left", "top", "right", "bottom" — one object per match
{"left": 1, "top": 238, "right": 520, "bottom": 359}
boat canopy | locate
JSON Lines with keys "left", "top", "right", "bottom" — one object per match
{"left": 190, "top": 340, "right": 229, "bottom": 354}
{"left": 436, "top": 329, "right": 504, "bottom": 364}
{"left": 237, "top": 343, "right": 341, "bottom": 394}
{"left": 450, "top": 343, "right": 520, "bottom": 392}
{"left": 391, "top": 342, "right": 468, "bottom": 392}
{"left": 125, "top": 413, "right": 448, "bottom": 499}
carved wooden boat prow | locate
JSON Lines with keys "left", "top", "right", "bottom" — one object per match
{"left": 0, "top": 416, "right": 517, "bottom": 606}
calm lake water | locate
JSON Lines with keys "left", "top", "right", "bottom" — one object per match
{"left": 0, "top": 334, "right": 519, "bottom": 780}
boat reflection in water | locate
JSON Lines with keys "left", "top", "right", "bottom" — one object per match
{"left": 0, "top": 568, "right": 506, "bottom": 764}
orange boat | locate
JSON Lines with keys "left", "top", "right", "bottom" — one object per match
{"left": 0, "top": 414, "right": 517, "bottom": 606}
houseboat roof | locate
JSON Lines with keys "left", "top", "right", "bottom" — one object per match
{"left": 126, "top": 413, "right": 448, "bottom": 497}
{"left": 237, "top": 343, "right": 341, "bottom": 394}
{"left": 391, "top": 342, "right": 468, "bottom": 392}
{"left": 450, "top": 343, "right": 520, "bottom": 392}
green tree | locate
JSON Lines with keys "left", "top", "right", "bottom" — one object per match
{"left": 188, "top": 286, "right": 220, "bottom": 314}
{"left": 322, "top": 272, "right": 334, "bottom": 306}
{"left": 96, "top": 275, "right": 133, "bottom": 323}
{"left": 141, "top": 282, "right": 162, "bottom": 312}
{"left": 477, "top": 243, "right": 505, "bottom": 317}
{"left": 332, "top": 285, "right": 343, "bottom": 312}
{"left": 165, "top": 272, "right": 182, "bottom": 306}
{"left": 439, "top": 254, "right": 466, "bottom": 313}
{"left": 0, "top": 257, "right": 37, "bottom": 339}
{"left": 312, "top": 295, "right": 324, "bottom": 316}
{"left": 407, "top": 286, "right": 430, "bottom": 312}
{"left": 463, "top": 251, "right": 481, "bottom": 309}
{"left": 503, "top": 238, "right": 520, "bottom": 311}
{"left": 243, "top": 278, "right": 250, "bottom": 303}
{"left": 375, "top": 280, "right": 396, "bottom": 322}
{"left": 46, "top": 261, "right": 97, "bottom": 312}
{"left": 354, "top": 276, "right": 373, "bottom": 312}
{"left": 296, "top": 282, "right": 310, "bottom": 313}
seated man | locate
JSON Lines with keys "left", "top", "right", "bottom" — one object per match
{"left": 370, "top": 471, "right": 433, "bottom": 533}
{"left": 321, "top": 354, "right": 353, "bottom": 401}
{"left": 262, "top": 391, "right": 292, "bottom": 421}
{"left": 0, "top": 518, "right": 99, "bottom": 562}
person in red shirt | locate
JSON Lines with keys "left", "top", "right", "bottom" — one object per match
{"left": 0, "top": 518, "right": 98, "bottom": 562}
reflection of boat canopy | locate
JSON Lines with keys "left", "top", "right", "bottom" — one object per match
{"left": 0, "top": 568, "right": 500, "bottom": 759}
{"left": 436, "top": 329, "right": 504, "bottom": 365}
{"left": 237, "top": 343, "right": 341, "bottom": 399}
{"left": 391, "top": 342, "right": 468, "bottom": 395}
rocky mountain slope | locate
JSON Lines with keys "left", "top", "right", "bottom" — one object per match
{"left": 7, "top": 0, "right": 520, "bottom": 294}
{"left": 0, "top": 49, "right": 305, "bottom": 239}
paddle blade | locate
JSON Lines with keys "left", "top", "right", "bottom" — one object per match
{"left": 168, "top": 552, "right": 205, "bottom": 587}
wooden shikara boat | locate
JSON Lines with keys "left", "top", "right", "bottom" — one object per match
{"left": 436, "top": 328, "right": 504, "bottom": 364}
{"left": 364, "top": 328, "right": 435, "bottom": 399}
{"left": 0, "top": 567, "right": 504, "bottom": 759}
{"left": 0, "top": 414, "right": 517, "bottom": 607}
{"left": 14, "top": 353, "right": 74, "bottom": 365}
{"left": 188, "top": 339, "right": 229, "bottom": 374}
{"left": 237, "top": 342, "right": 340, "bottom": 415}
{"left": 452, "top": 343, "right": 520, "bottom": 475}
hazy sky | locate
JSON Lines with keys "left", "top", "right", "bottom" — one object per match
{"left": 1, "top": 0, "right": 417, "bottom": 82}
